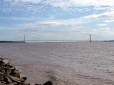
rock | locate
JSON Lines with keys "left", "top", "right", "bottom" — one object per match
{"left": 35, "top": 81, "right": 53, "bottom": 85}
{"left": 0, "top": 58, "right": 29, "bottom": 85}
{"left": 43, "top": 81, "right": 52, "bottom": 85}
{"left": 3, "top": 59, "right": 10, "bottom": 64}
{"left": 0, "top": 58, "right": 53, "bottom": 85}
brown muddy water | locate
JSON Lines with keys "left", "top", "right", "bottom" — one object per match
{"left": 0, "top": 42, "right": 114, "bottom": 85}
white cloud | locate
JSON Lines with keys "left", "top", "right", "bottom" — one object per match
{"left": 91, "top": 28, "right": 114, "bottom": 35}
{"left": 94, "top": 6, "right": 111, "bottom": 11}
{"left": 0, "top": 17, "right": 36, "bottom": 20}
{"left": 18, "top": 18, "right": 84, "bottom": 29}
{"left": 104, "top": 20, "right": 114, "bottom": 23}
{"left": 97, "top": 24, "right": 107, "bottom": 27}
{"left": 4, "top": 0, "right": 42, "bottom": 3}
{"left": 2, "top": 0, "right": 114, "bottom": 14}
{"left": 39, "top": 21, "right": 64, "bottom": 26}
{"left": 89, "top": 28, "right": 114, "bottom": 40}
{"left": 99, "top": 28, "right": 110, "bottom": 31}
{"left": 2, "top": 0, "right": 114, "bottom": 41}
{"left": 16, "top": 10, "right": 114, "bottom": 30}
{"left": 83, "top": 11, "right": 114, "bottom": 20}
{"left": 4, "top": 0, "right": 114, "bottom": 7}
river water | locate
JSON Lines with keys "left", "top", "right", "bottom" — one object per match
{"left": 0, "top": 42, "right": 114, "bottom": 85}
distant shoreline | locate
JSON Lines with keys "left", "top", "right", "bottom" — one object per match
{"left": 0, "top": 41, "right": 25, "bottom": 43}
{"left": 0, "top": 40, "right": 114, "bottom": 43}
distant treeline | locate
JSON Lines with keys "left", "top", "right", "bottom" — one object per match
{"left": 0, "top": 41, "right": 25, "bottom": 43}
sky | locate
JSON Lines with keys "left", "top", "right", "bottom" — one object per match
{"left": 1, "top": 0, "right": 114, "bottom": 41}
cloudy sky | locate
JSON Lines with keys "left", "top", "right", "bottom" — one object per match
{"left": 1, "top": 0, "right": 114, "bottom": 41}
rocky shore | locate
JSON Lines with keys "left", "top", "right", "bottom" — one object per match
{"left": 0, "top": 57, "right": 52, "bottom": 85}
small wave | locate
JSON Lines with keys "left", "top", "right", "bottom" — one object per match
{"left": 46, "top": 69, "right": 79, "bottom": 85}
